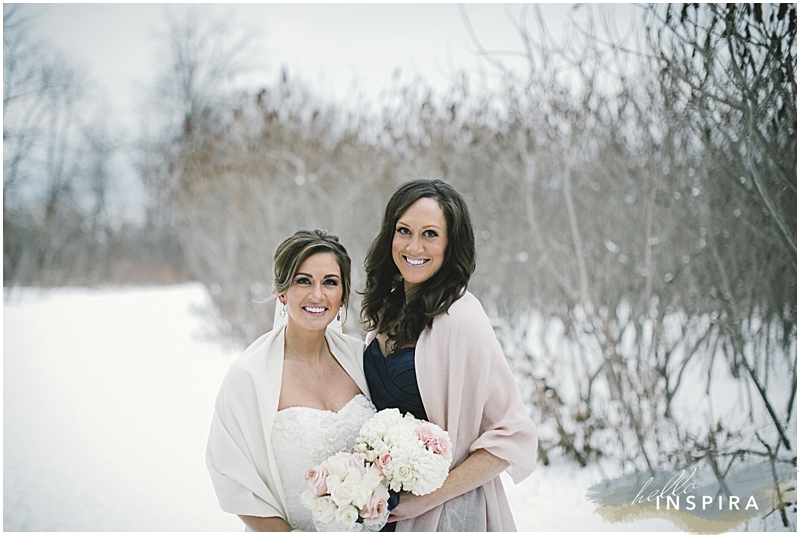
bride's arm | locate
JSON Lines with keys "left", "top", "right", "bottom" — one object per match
{"left": 387, "top": 448, "right": 509, "bottom": 522}
{"left": 238, "top": 514, "right": 292, "bottom": 532}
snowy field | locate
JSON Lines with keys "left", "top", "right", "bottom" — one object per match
{"left": 4, "top": 283, "right": 683, "bottom": 531}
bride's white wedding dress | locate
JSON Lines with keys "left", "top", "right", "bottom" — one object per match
{"left": 271, "top": 394, "right": 376, "bottom": 531}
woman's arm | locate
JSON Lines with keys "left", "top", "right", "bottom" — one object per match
{"left": 238, "top": 514, "right": 292, "bottom": 532}
{"left": 387, "top": 448, "right": 509, "bottom": 522}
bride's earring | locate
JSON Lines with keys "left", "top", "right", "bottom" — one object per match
{"left": 337, "top": 307, "right": 342, "bottom": 322}
{"left": 280, "top": 303, "right": 286, "bottom": 318}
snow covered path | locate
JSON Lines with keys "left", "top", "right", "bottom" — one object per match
{"left": 4, "top": 284, "right": 676, "bottom": 531}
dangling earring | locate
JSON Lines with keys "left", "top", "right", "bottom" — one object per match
{"left": 336, "top": 307, "right": 342, "bottom": 322}
{"left": 280, "top": 304, "right": 286, "bottom": 318}
{"left": 392, "top": 273, "right": 403, "bottom": 292}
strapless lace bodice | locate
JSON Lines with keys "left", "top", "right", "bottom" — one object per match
{"left": 271, "top": 394, "right": 376, "bottom": 531}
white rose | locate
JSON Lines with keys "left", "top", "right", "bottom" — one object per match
{"left": 346, "top": 466, "right": 363, "bottom": 481}
{"left": 326, "top": 454, "right": 351, "bottom": 479}
{"left": 344, "top": 471, "right": 370, "bottom": 509}
{"left": 300, "top": 489, "right": 318, "bottom": 509}
{"left": 369, "top": 478, "right": 390, "bottom": 502}
{"left": 361, "top": 465, "right": 384, "bottom": 490}
{"left": 357, "top": 470, "right": 386, "bottom": 501}
{"left": 326, "top": 474, "right": 342, "bottom": 493}
{"left": 334, "top": 504, "right": 360, "bottom": 525}
{"left": 329, "top": 478, "right": 358, "bottom": 507}
{"left": 311, "top": 496, "right": 337, "bottom": 524}
{"left": 350, "top": 482, "right": 370, "bottom": 509}
{"left": 392, "top": 463, "right": 417, "bottom": 492}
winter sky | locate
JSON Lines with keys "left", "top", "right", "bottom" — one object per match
{"left": 20, "top": 3, "right": 637, "bottom": 224}
{"left": 26, "top": 3, "right": 610, "bottom": 120}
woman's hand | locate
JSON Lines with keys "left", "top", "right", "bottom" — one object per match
{"left": 387, "top": 491, "right": 439, "bottom": 522}
{"left": 387, "top": 448, "right": 509, "bottom": 523}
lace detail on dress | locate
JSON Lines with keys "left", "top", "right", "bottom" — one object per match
{"left": 271, "top": 394, "right": 376, "bottom": 531}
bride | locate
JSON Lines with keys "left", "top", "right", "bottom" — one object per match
{"left": 206, "top": 230, "right": 375, "bottom": 531}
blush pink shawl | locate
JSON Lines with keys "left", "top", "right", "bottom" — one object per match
{"left": 368, "top": 291, "right": 538, "bottom": 531}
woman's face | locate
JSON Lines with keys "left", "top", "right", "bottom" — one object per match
{"left": 280, "top": 252, "right": 343, "bottom": 333}
{"left": 391, "top": 197, "right": 448, "bottom": 291}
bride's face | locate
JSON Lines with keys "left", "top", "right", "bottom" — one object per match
{"left": 280, "top": 252, "right": 343, "bottom": 333}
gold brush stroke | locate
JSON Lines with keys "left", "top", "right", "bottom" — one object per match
{"left": 595, "top": 501, "right": 755, "bottom": 534}
{"left": 592, "top": 481, "right": 797, "bottom": 534}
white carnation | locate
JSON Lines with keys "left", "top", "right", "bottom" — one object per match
{"left": 354, "top": 409, "right": 452, "bottom": 496}
{"left": 408, "top": 450, "right": 449, "bottom": 494}
{"left": 358, "top": 409, "right": 403, "bottom": 439}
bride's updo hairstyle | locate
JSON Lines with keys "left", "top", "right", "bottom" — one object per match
{"left": 361, "top": 179, "right": 476, "bottom": 353}
{"left": 272, "top": 229, "right": 352, "bottom": 307}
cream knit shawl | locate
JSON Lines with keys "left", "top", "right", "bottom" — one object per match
{"left": 206, "top": 325, "right": 368, "bottom": 522}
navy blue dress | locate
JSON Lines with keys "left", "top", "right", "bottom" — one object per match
{"left": 364, "top": 338, "right": 426, "bottom": 517}
{"left": 363, "top": 338, "right": 428, "bottom": 421}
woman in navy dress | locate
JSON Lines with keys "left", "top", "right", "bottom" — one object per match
{"left": 360, "top": 179, "right": 538, "bottom": 531}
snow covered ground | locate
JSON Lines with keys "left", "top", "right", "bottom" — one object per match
{"left": 4, "top": 284, "right": 682, "bottom": 531}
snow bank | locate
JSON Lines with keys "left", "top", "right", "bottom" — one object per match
{"left": 4, "top": 284, "right": 677, "bottom": 531}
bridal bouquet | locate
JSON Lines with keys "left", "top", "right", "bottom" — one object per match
{"left": 301, "top": 410, "right": 452, "bottom": 531}
{"left": 300, "top": 451, "right": 390, "bottom": 531}
{"left": 354, "top": 409, "right": 452, "bottom": 496}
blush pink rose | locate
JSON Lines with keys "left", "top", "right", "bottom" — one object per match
{"left": 375, "top": 452, "right": 392, "bottom": 474}
{"left": 304, "top": 467, "right": 328, "bottom": 495}
{"left": 361, "top": 494, "right": 389, "bottom": 522}
{"left": 416, "top": 426, "right": 436, "bottom": 447}
{"left": 350, "top": 452, "right": 367, "bottom": 476}
{"left": 431, "top": 436, "right": 450, "bottom": 458}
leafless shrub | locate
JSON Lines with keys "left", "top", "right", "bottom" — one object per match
{"left": 134, "top": 7, "right": 794, "bottom": 526}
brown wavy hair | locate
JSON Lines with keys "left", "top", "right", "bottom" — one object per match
{"left": 272, "top": 229, "right": 352, "bottom": 307}
{"left": 360, "top": 179, "right": 476, "bottom": 352}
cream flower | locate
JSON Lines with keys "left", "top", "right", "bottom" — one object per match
{"left": 325, "top": 453, "right": 352, "bottom": 480}
{"left": 311, "top": 496, "right": 337, "bottom": 524}
{"left": 334, "top": 504, "right": 360, "bottom": 525}
{"left": 329, "top": 478, "right": 358, "bottom": 507}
